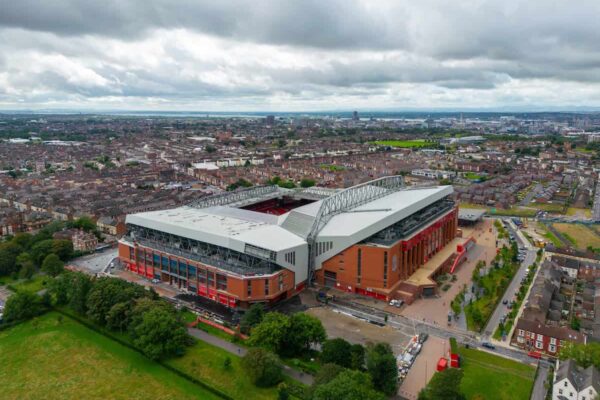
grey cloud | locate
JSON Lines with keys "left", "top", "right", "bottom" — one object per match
{"left": 0, "top": 0, "right": 402, "bottom": 50}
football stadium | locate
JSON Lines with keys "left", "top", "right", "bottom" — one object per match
{"left": 118, "top": 176, "right": 470, "bottom": 308}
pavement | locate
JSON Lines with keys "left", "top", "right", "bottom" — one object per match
{"left": 530, "top": 362, "right": 550, "bottom": 400}
{"left": 398, "top": 336, "right": 446, "bottom": 400}
{"left": 187, "top": 327, "right": 314, "bottom": 386}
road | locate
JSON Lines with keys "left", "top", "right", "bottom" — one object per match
{"left": 530, "top": 362, "right": 550, "bottom": 400}
{"left": 483, "top": 220, "right": 536, "bottom": 338}
{"left": 520, "top": 183, "right": 544, "bottom": 206}
{"left": 187, "top": 327, "right": 314, "bottom": 386}
{"left": 593, "top": 178, "right": 600, "bottom": 222}
{"left": 326, "top": 298, "right": 542, "bottom": 366}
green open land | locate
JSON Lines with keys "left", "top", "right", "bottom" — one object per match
{"left": 372, "top": 139, "right": 432, "bottom": 148}
{"left": 463, "top": 172, "right": 485, "bottom": 181}
{"left": 8, "top": 274, "right": 51, "bottom": 294}
{"left": 553, "top": 223, "right": 600, "bottom": 250}
{"left": 459, "top": 346, "right": 535, "bottom": 400}
{"left": 168, "top": 340, "right": 278, "bottom": 400}
{"left": 0, "top": 312, "right": 221, "bottom": 400}
{"left": 531, "top": 202, "right": 565, "bottom": 213}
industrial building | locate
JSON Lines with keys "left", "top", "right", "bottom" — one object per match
{"left": 118, "top": 176, "right": 465, "bottom": 308}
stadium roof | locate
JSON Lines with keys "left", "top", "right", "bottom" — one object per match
{"left": 126, "top": 184, "right": 453, "bottom": 253}
{"left": 458, "top": 208, "right": 486, "bottom": 221}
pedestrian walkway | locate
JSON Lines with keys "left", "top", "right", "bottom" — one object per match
{"left": 187, "top": 327, "right": 314, "bottom": 385}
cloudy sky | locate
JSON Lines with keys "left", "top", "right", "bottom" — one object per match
{"left": 1, "top": 0, "right": 600, "bottom": 111}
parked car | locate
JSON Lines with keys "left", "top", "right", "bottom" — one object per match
{"left": 502, "top": 299, "right": 508, "bottom": 305}
{"left": 481, "top": 342, "right": 496, "bottom": 350}
{"left": 151, "top": 278, "right": 160, "bottom": 284}
{"left": 418, "top": 333, "right": 429, "bottom": 344}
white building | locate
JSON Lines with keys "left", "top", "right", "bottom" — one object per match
{"left": 553, "top": 359, "right": 599, "bottom": 400}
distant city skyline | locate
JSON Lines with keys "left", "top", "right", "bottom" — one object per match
{"left": 1, "top": 1, "right": 600, "bottom": 111}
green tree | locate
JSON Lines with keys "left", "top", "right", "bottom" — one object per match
{"left": 559, "top": 342, "right": 600, "bottom": 370}
{"left": 241, "top": 348, "right": 283, "bottom": 387}
{"left": 3, "top": 292, "right": 47, "bottom": 322}
{"left": 86, "top": 277, "right": 149, "bottom": 325}
{"left": 0, "top": 242, "right": 22, "bottom": 276}
{"left": 284, "top": 313, "right": 326, "bottom": 356}
{"left": 350, "top": 344, "right": 366, "bottom": 370}
{"left": 12, "top": 233, "right": 32, "bottom": 250}
{"left": 131, "top": 306, "right": 189, "bottom": 360}
{"left": 30, "top": 239, "right": 55, "bottom": 266}
{"left": 248, "top": 312, "right": 291, "bottom": 354}
{"left": 42, "top": 253, "right": 64, "bottom": 277}
{"left": 240, "top": 303, "right": 265, "bottom": 334}
{"left": 419, "top": 368, "right": 465, "bottom": 400}
{"left": 300, "top": 178, "right": 316, "bottom": 188}
{"left": 52, "top": 239, "right": 74, "bottom": 261}
{"left": 277, "top": 382, "right": 290, "bottom": 400}
{"left": 321, "top": 338, "right": 352, "bottom": 368}
{"left": 366, "top": 343, "right": 398, "bottom": 396}
{"left": 106, "top": 301, "right": 133, "bottom": 332}
{"left": 16, "top": 252, "right": 36, "bottom": 279}
{"left": 312, "top": 370, "right": 385, "bottom": 400}
{"left": 313, "top": 363, "right": 345, "bottom": 387}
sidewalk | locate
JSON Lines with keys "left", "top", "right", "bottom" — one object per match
{"left": 188, "top": 327, "right": 314, "bottom": 386}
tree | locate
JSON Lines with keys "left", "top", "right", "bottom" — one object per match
{"left": 240, "top": 303, "right": 265, "bottom": 334}
{"left": 30, "top": 239, "right": 55, "bottom": 266}
{"left": 300, "top": 178, "right": 316, "bottom": 188}
{"left": 366, "top": 343, "right": 398, "bottom": 396}
{"left": 350, "top": 344, "right": 366, "bottom": 370}
{"left": 559, "top": 342, "right": 600, "bottom": 370}
{"left": 131, "top": 305, "right": 189, "bottom": 360}
{"left": 284, "top": 313, "right": 326, "bottom": 356}
{"left": 42, "top": 253, "right": 64, "bottom": 277}
{"left": 106, "top": 301, "right": 133, "bottom": 332}
{"left": 241, "top": 348, "right": 283, "bottom": 387}
{"left": 3, "top": 292, "right": 47, "bottom": 322}
{"left": 248, "top": 312, "right": 291, "bottom": 354}
{"left": 0, "top": 242, "right": 22, "bottom": 276}
{"left": 277, "top": 382, "right": 290, "bottom": 400}
{"left": 321, "top": 338, "right": 352, "bottom": 368}
{"left": 52, "top": 239, "right": 74, "bottom": 261}
{"left": 419, "top": 368, "right": 465, "bottom": 400}
{"left": 86, "top": 277, "right": 148, "bottom": 326}
{"left": 313, "top": 363, "right": 345, "bottom": 387}
{"left": 16, "top": 252, "right": 36, "bottom": 279}
{"left": 312, "top": 370, "right": 385, "bottom": 400}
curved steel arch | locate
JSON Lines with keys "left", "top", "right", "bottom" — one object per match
{"left": 306, "top": 175, "right": 405, "bottom": 283}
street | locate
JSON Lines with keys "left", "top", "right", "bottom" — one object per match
{"left": 483, "top": 219, "right": 537, "bottom": 338}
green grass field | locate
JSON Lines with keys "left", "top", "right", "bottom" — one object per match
{"left": 372, "top": 139, "right": 431, "bottom": 148}
{"left": 459, "top": 347, "right": 535, "bottom": 400}
{"left": 168, "top": 339, "right": 278, "bottom": 400}
{"left": 319, "top": 164, "right": 346, "bottom": 171}
{"left": 0, "top": 312, "right": 222, "bottom": 400}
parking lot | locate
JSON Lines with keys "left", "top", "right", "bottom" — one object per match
{"left": 69, "top": 248, "right": 118, "bottom": 274}
{"left": 306, "top": 306, "right": 412, "bottom": 355}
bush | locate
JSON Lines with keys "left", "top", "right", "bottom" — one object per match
{"left": 2, "top": 292, "right": 48, "bottom": 323}
{"left": 242, "top": 348, "right": 283, "bottom": 387}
